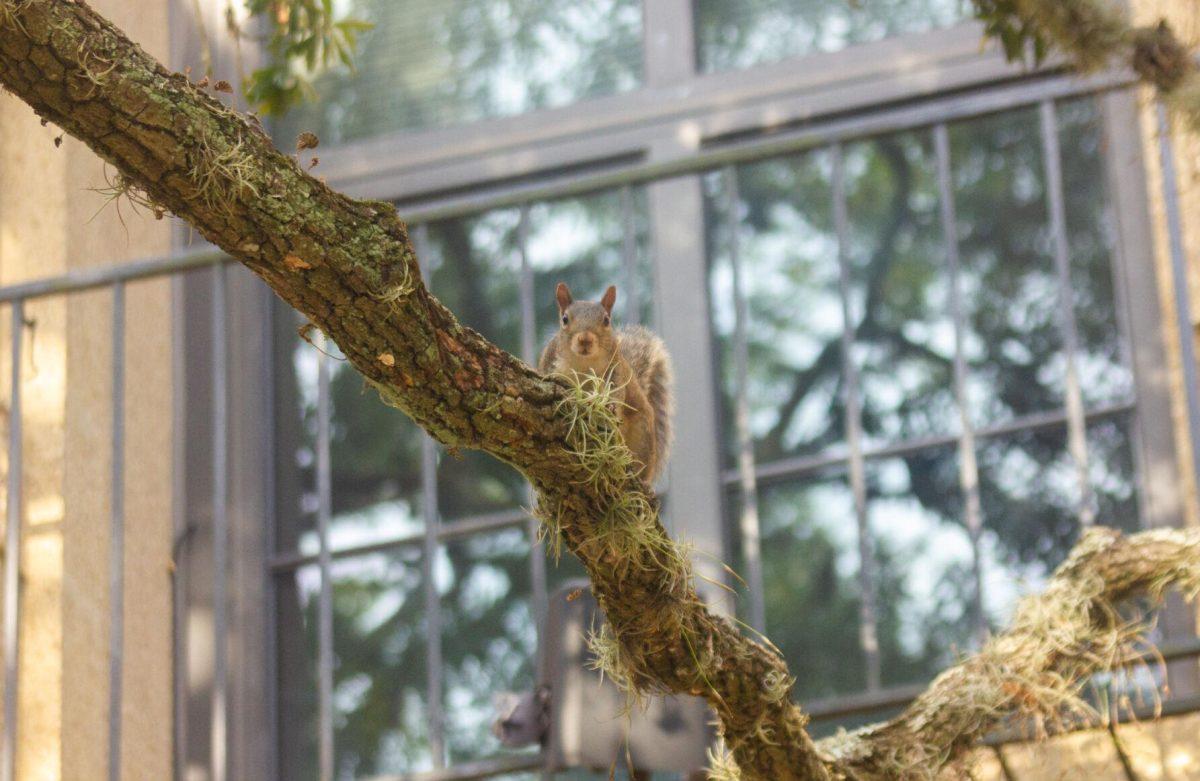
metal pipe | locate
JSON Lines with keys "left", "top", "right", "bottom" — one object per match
{"left": 210, "top": 265, "right": 229, "bottom": 781}
{"left": 266, "top": 506, "right": 534, "bottom": 574}
{"left": 108, "top": 283, "right": 126, "bottom": 781}
{"left": 620, "top": 185, "right": 641, "bottom": 325}
{"left": 1155, "top": 101, "right": 1200, "bottom": 502}
{"left": 722, "top": 166, "right": 766, "bottom": 633}
{"left": 1040, "top": 100, "right": 1096, "bottom": 526}
{"left": 727, "top": 401, "right": 1136, "bottom": 488}
{"left": 832, "top": 144, "right": 881, "bottom": 691}
{"left": 0, "top": 246, "right": 227, "bottom": 304}
{"left": 396, "top": 73, "right": 1134, "bottom": 226}
{"left": 517, "top": 207, "right": 549, "bottom": 659}
{"left": 1, "top": 301, "right": 23, "bottom": 781}
{"left": 316, "top": 332, "right": 335, "bottom": 781}
{"left": 262, "top": 283, "right": 280, "bottom": 781}
{"left": 414, "top": 224, "right": 446, "bottom": 768}
{"left": 934, "top": 123, "right": 988, "bottom": 646}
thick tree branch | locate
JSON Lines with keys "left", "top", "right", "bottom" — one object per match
{"left": 971, "top": 0, "right": 1200, "bottom": 126}
{"left": 0, "top": 2, "right": 827, "bottom": 778}
{"left": 819, "top": 526, "right": 1200, "bottom": 780}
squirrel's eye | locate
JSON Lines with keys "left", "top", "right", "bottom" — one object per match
{"left": 602, "top": 315, "right": 610, "bottom": 326}
{"left": 561, "top": 314, "right": 569, "bottom": 326}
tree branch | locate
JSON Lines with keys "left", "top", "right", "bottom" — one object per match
{"left": 819, "top": 526, "right": 1200, "bottom": 780}
{"left": 0, "top": 2, "right": 828, "bottom": 778}
{"left": 970, "top": 0, "right": 1200, "bottom": 126}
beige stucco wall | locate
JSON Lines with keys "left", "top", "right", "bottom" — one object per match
{"left": 0, "top": 1, "right": 174, "bottom": 779}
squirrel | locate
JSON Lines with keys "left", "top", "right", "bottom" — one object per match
{"left": 538, "top": 282, "right": 674, "bottom": 484}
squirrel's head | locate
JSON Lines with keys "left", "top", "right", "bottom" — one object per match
{"left": 555, "top": 282, "right": 618, "bottom": 365}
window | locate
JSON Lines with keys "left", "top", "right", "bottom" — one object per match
{"left": 707, "top": 97, "right": 1143, "bottom": 705}
{"left": 694, "top": 0, "right": 969, "bottom": 72}
{"left": 276, "top": 0, "right": 644, "bottom": 144}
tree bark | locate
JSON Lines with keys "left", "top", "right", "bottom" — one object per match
{"left": 0, "top": 3, "right": 1197, "bottom": 780}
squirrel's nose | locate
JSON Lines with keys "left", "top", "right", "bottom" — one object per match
{"left": 574, "top": 333, "right": 595, "bottom": 354}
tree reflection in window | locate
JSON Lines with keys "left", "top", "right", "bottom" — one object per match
{"left": 709, "top": 98, "right": 1141, "bottom": 702}
{"left": 275, "top": 0, "right": 643, "bottom": 145}
{"left": 696, "top": 0, "right": 967, "bottom": 73}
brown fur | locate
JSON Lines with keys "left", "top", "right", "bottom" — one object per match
{"left": 539, "top": 284, "right": 674, "bottom": 483}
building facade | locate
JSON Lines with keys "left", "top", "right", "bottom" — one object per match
{"left": 0, "top": 1, "right": 1198, "bottom": 780}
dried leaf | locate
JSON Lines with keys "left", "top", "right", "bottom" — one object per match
{"left": 284, "top": 253, "right": 312, "bottom": 270}
{"left": 296, "top": 131, "right": 319, "bottom": 152}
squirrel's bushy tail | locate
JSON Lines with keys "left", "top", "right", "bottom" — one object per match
{"left": 619, "top": 326, "right": 674, "bottom": 480}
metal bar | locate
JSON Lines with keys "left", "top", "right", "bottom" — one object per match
{"left": 413, "top": 224, "right": 446, "bottom": 769}
{"left": 316, "top": 334, "right": 335, "bottom": 781}
{"left": 0, "top": 246, "right": 228, "bottom": 304}
{"left": 983, "top": 692, "right": 1200, "bottom": 747}
{"left": 933, "top": 123, "right": 989, "bottom": 646}
{"left": 108, "top": 283, "right": 126, "bottom": 781}
{"left": 722, "top": 166, "right": 766, "bottom": 633}
{"left": 395, "top": 72, "right": 1134, "bottom": 226}
{"left": 517, "top": 207, "right": 549, "bottom": 661}
{"left": 2, "top": 301, "right": 23, "bottom": 781}
{"left": 262, "top": 285, "right": 280, "bottom": 781}
{"left": 726, "top": 401, "right": 1136, "bottom": 488}
{"left": 832, "top": 144, "right": 881, "bottom": 691}
{"left": 1155, "top": 101, "right": 1200, "bottom": 502}
{"left": 803, "top": 637, "right": 1200, "bottom": 723}
{"left": 365, "top": 753, "right": 544, "bottom": 781}
{"left": 266, "top": 506, "right": 534, "bottom": 574}
{"left": 1040, "top": 99, "right": 1096, "bottom": 526}
{"left": 620, "top": 185, "right": 640, "bottom": 325}
{"left": 170, "top": 274, "right": 189, "bottom": 781}
{"left": 210, "top": 265, "right": 229, "bottom": 781}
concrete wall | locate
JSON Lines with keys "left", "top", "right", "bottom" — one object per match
{"left": 0, "top": 1, "right": 174, "bottom": 778}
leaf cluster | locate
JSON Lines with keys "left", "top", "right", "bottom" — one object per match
{"left": 973, "top": 0, "right": 1051, "bottom": 65}
{"left": 241, "top": 0, "right": 372, "bottom": 116}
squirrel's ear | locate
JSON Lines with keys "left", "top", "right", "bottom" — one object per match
{"left": 600, "top": 285, "right": 617, "bottom": 314}
{"left": 555, "top": 282, "right": 573, "bottom": 312}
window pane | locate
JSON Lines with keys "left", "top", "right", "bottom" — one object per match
{"left": 976, "top": 425, "right": 1080, "bottom": 624}
{"left": 331, "top": 549, "right": 432, "bottom": 777}
{"left": 950, "top": 107, "right": 1065, "bottom": 429}
{"left": 427, "top": 211, "right": 528, "bottom": 521}
{"left": 529, "top": 188, "right": 654, "bottom": 350}
{"left": 274, "top": 302, "right": 425, "bottom": 555}
{"left": 274, "top": 303, "right": 319, "bottom": 553}
{"left": 1058, "top": 98, "right": 1135, "bottom": 407}
{"left": 274, "top": 549, "right": 431, "bottom": 780}
{"left": 696, "top": 0, "right": 967, "bottom": 72}
{"left": 707, "top": 151, "right": 847, "bottom": 469}
{"left": 867, "top": 449, "right": 973, "bottom": 685}
{"left": 751, "top": 470, "right": 867, "bottom": 700}
{"left": 275, "top": 565, "right": 320, "bottom": 781}
{"left": 276, "top": 0, "right": 643, "bottom": 144}
{"left": 1087, "top": 411, "right": 1141, "bottom": 532}
{"left": 439, "top": 528, "right": 538, "bottom": 764}
{"left": 845, "top": 131, "right": 958, "bottom": 447}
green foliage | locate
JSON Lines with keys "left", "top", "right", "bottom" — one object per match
{"left": 240, "top": 0, "right": 372, "bottom": 117}
{"left": 972, "top": 0, "right": 1050, "bottom": 65}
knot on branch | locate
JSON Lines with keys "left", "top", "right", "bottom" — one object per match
{"left": 1131, "top": 21, "right": 1194, "bottom": 93}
